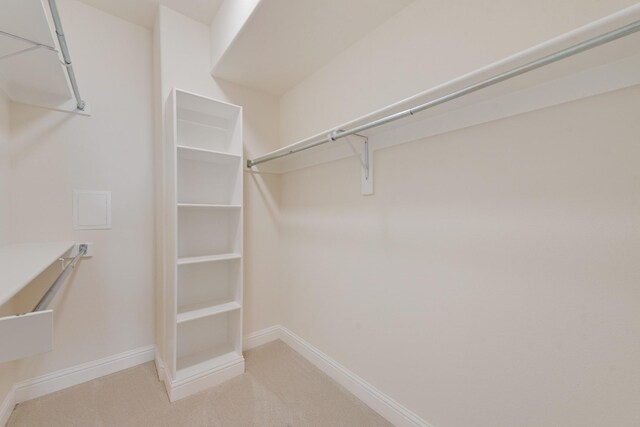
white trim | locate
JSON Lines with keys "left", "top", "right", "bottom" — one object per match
{"left": 154, "top": 348, "right": 168, "bottom": 384}
{"left": 14, "top": 344, "right": 155, "bottom": 404}
{"left": 167, "top": 359, "right": 245, "bottom": 402}
{"left": 0, "top": 344, "right": 155, "bottom": 426}
{"left": 0, "top": 384, "right": 16, "bottom": 427}
{"left": 243, "top": 325, "right": 431, "bottom": 427}
{"left": 243, "top": 325, "right": 282, "bottom": 350}
{"left": 155, "top": 348, "right": 246, "bottom": 402}
{"left": 1, "top": 331, "right": 428, "bottom": 427}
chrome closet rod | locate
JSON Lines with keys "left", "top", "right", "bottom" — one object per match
{"left": 33, "top": 244, "right": 87, "bottom": 312}
{"left": 247, "top": 19, "right": 640, "bottom": 168}
{"left": 47, "top": 0, "right": 85, "bottom": 111}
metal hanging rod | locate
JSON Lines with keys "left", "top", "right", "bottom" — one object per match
{"left": 33, "top": 244, "right": 87, "bottom": 312}
{"left": 47, "top": 0, "right": 86, "bottom": 111}
{"left": 247, "top": 19, "right": 640, "bottom": 168}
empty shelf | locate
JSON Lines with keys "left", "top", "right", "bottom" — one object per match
{"left": 177, "top": 203, "right": 241, "bottom": 209}
{"left": 177, "top": 300, "right": 241, "bottom": 324}
{"left": 177, "top": 253, "right": 241, "bottom": 265}
{"left": 177, "top": 145, "right": 240, "bottom": 163}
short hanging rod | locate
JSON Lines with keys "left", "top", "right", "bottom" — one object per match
{"left": 47, "top": 0, "right": 85, "bottom": 111}
{"left": 247, "top": 19, "right": 640, "bottom": 168}
{"left": 33, "top": 244, "right": 87, "bottom": 312}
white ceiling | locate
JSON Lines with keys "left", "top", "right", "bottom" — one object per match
{"left": 76, "top": 0, "right": 224, "bottom": 28}
{"left": 212, "top": 0, "right": 415, "bottom": 95}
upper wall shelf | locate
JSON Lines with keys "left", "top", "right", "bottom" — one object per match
{"left": 247, "top": 5, "right": 640, "bottom": 176}
{"left": 210, "top": 0, "right": 413, "bottom": 95}
{"left": 0, "top": 241, "right": 74, "bottom": 307}
{"left": 0, "top": 0, "right": 89, "bottom": 115}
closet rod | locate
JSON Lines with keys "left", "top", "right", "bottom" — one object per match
{"left": 47, "top": 0, "right": 85, "bottom": 111}
{"left": 33, "top": 244, "right": 87, "bottom": 312}
{"left": 247, "top": 19, "right": 640, "bottom": 168}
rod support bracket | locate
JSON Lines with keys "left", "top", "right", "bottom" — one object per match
{"left": 345, "top": 134, "right": 373, "bottom": 196}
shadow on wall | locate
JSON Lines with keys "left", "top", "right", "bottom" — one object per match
{"left": 8, "top": 105, "right": 74, "bottom": 164}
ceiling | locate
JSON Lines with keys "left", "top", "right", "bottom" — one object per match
{"left": 76, "top": 0, "right": 224, "bottom": 28}
{"left": 212, "top": 0, "right": 414, "bottom": 95}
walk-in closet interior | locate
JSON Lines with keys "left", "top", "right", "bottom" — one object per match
{"left": 0, "top": 1, "right": 639, "bottom": 426}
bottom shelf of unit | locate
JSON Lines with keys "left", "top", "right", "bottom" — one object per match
{"left": 176, "top": 345, "right": 242, "bottom": 381}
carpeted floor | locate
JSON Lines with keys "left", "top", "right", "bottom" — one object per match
{"left": 7, "top": 340, "right": 391, "bottom": 426}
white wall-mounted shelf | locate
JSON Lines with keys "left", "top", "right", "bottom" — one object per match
{"left": 247, "top": 5, "right": 640, "bottom": 176}
{"left": 0, "top": 242, "right": 74, "bottom": 307}
{"left": 210, "top": 0, "right": 413, "bottom": 95}
{"left": 0, "top": 0, "right": 89, "bottom": 115}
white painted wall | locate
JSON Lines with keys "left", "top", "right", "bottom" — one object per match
{"left": 3, "top": 0, "right": 155, "bottom": 389}
{"left": 154, "top": 6, "right": 282, "bottom": 362}
{"left": 277, "top": 1, "right": 640, "bottom": 425}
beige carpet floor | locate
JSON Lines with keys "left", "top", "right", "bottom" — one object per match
{"left": 7, "top": 340, "right": 391, "bottom": 426}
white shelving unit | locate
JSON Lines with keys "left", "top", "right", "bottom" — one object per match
{"left": 159, "top": 89, "right": 244, "bottom": 401}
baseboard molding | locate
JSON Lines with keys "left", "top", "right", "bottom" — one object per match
{"left": 2, "top": 330, "right": 428, "bottom": 427}
{"left": 154, "top": 348, "right": 167, "bottom": 384}
{"left": 13, "top": 344, "right": 155, "bottom": 404}
{"left": 168, "top": 358, "right": 245, "bottom": 402}
{"left": 155, "top": 348, "right": 245, "bottom": 402}
{"left": 0, "top": 384, "right": 16, "bottom": 427}
{"left": 245, "top": 325, "right": 431, "bottom": 427}
{"left": 0, "top": 344, "right": 156, "bottom": 426}
{"left": 243, "top": 325, "right": 282, "bottom": 350}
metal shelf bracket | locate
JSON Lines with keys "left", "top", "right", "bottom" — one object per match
{"left": 345, "top": 133, "right": 373, "bottom": 196}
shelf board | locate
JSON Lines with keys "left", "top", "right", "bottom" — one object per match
{"left": 177, "top": 300, "right": 241, "bottom": 324}
{"left": 210, "top": 0, "right": 414, "bottom": 95}
{"left": 0, "top": 242, "right": 75, "bottom": 307}
{"left": 178, "top": 117, "right": 229, "bottom": 133}
{"left": 177, "top": 203, "right": 241, "bottom": 209}
{"left": 176, "top": 145, "right": 240, "bottom": 164}
{"left": 176, "top": 345, "right": 242, "bottom": 381}
{"left": 177, "top": 253, "right": 241, "bottom": 266}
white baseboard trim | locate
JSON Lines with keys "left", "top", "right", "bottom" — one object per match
{"left": 168, "top": 358, "right": 245, "bottom": 402}
{"left": 243, "top": 325, "right": 282, "bottom": 350}
{"left": 13, "top": 344, "right": 156, "bottom": 404}
{"left": 154, "top": 348, "right": 167, "bottom": 384}
{"left": 0, "top": 384, "right": 16, "bottom": 427}
{"left": 0, "top": 344, "right": 155, "bottom": 426}
{"left": 2, "top": 330, "right": 429, "bottom": 427}
{"left": 244, "top": 325, "right": 431, "bottom": 427}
